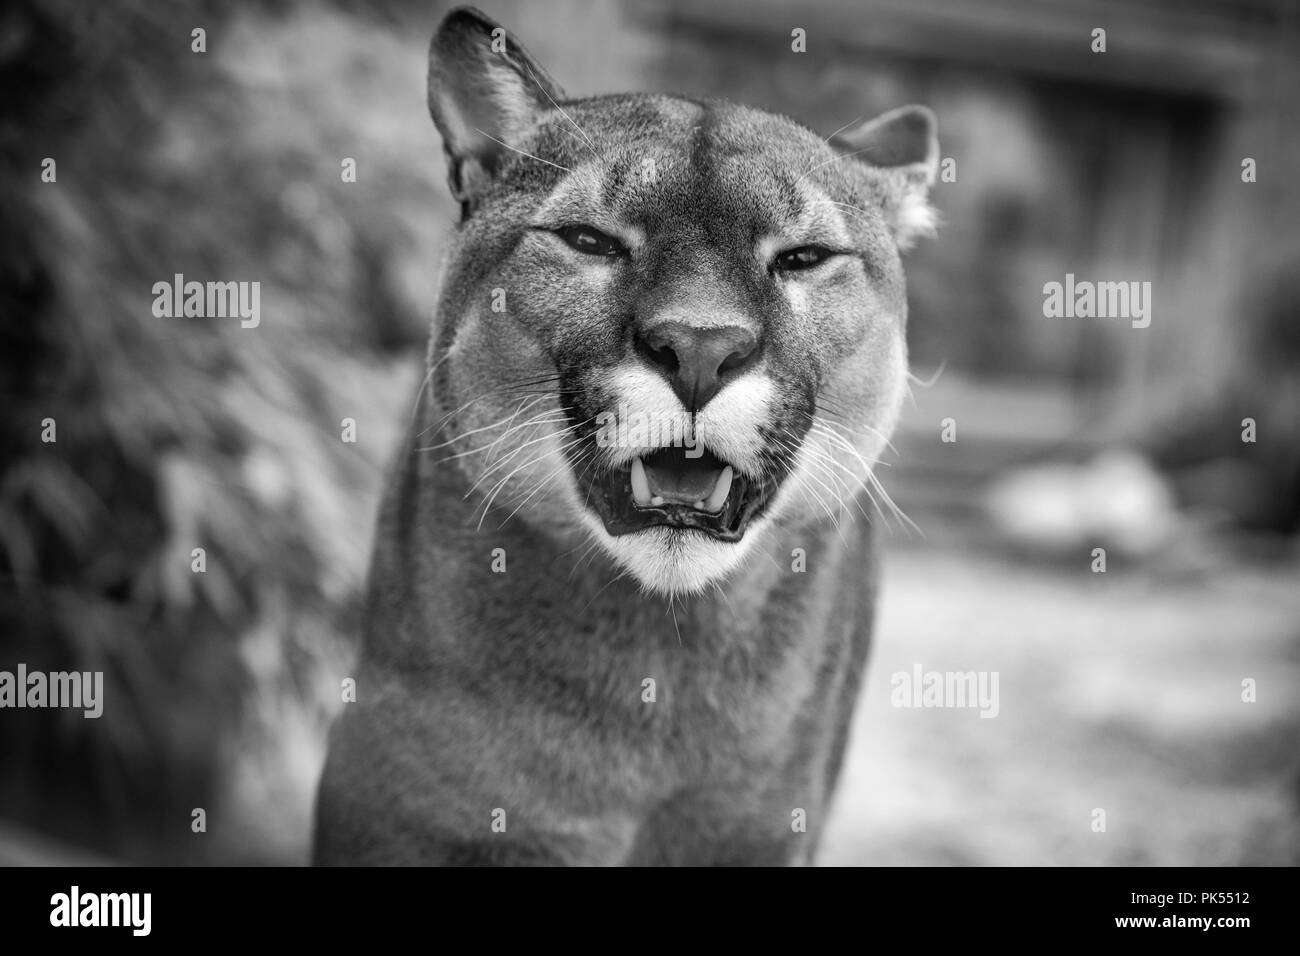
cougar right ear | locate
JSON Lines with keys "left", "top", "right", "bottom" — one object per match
{"left": 831, "top": 105, "right": 940, "bottom": 251}
{"left": 428, "top": 6, "right": 566, "bottom": 215}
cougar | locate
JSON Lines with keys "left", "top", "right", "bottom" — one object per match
{"left": 313, "top": 5, "right": 938, "bottom": 866}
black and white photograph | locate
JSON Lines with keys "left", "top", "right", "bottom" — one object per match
{"left": 1, "top": 0, "right": 1296, "bottom": 917}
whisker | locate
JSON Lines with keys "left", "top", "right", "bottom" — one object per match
{"left": 824, "top": 117, "right": 863, "bottom": 143}
{"left": 803, "top": 434, "right": 881, "bottom": 526}
{"left": 808, "top": 410, "right": 900, "bottom": 458}
{"left": 408, "top": 362, "right": 438, "bottom": 430}
{"left": 475, "top": 432, "right": 587, "bottom": 531}
{"left": 416, "top": 372, "right": 566, "bottom": 440}
{"left": 793, "top": 145, "right": 879, "bottom": 187}
{"left": 498, "top": 444, "right": 594, "bottom": 528}
{"left": 908, "top": 359, "right": 947, "bottom": 389}
{"left": 812, "top": 423, "right": 921, "bottom": 536}
{"left": 473, "top": 128, "right": 571, "bottom": 172}
{"left": 470, "top": 418, "right": 594, "bottom": 527}
{"left": 526, "top": 66, "right": 599, "bottom": 158}
{"left": 416, "top": 394, "right": 550, "bottom": 454}
{"left": 429, "top": 417, "right": 571, "bottom": 465}
{"left": 565, "top": 537, "right": 603, "bottom": 583}
{"left": 665, "top": 595, "right": 683, "bottom": 647}
{"left": 808, "top": 198, "right": 873, "bottom": 219}
{"left": 768, "top": 433, "right": 846, "bottom": 539}
{"left": 575, "top": 566, "right": 630, "bottom": 616}
{"left": 467, "top": 419, "right": 589, "bottom": 498}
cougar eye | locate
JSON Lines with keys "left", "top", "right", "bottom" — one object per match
{"left": 556, "top": 225, "right": 628, "bottom": 258}
{"left": 772, "top": 245, "right": 835, "bottom": 272}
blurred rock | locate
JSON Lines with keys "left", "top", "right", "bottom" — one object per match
{"left": 984, "top": 449, "right": 1179, "bottom": 558}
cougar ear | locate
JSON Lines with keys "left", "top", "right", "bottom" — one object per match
{"left": 831, "top": 105, "right": 940, "bottom": 251}
{"left": 427, "top": 6, "right": 566, "bottom": 215}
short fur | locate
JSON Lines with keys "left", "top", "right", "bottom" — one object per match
{"left": 313, "top": 6, "right": 938, "bottom": 866}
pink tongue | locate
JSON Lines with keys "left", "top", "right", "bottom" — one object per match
{"left": 643, "top": 461, "right": 720, "bottom": 503}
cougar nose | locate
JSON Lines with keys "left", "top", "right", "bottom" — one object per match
{"left": 636, "top": 321, "right": 759, "bottom": 411}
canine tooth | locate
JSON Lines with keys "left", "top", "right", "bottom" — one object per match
{"left": 630, "top": 457, "right": 651, "bottom": 506}
{"left": 704, "top": 466, "right": 733, "bottom": 513}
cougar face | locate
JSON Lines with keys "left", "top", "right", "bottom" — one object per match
{"left": 428, "top": 8, "right": 938, "bottom": 596}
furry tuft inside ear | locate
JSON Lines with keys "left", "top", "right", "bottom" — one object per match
{"left": 831, "top": 105, "right": 940, "bottom": 251}
{"left": 428, "top": 6, "right": 565, "bottom": 214}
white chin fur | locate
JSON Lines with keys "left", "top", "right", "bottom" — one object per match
{"left": 578, "top": 510, "right": 767, "bottom": 596}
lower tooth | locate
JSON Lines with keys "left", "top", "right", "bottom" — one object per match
{"left": 650, "top": 495, "right": 664, "bottom": 506}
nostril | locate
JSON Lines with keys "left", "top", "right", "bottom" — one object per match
{"left": 718, "top": 344, "right": 754, "bottom": 375}
{"left": 637, "top": 331, "right": 680, "bottom": 374}
{"left": 649, "top": 343, "right": 679, "bottom": 373}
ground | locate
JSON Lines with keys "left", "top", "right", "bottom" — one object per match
{"left": 820, "top": 542, "right": 1300, "bottom": 865}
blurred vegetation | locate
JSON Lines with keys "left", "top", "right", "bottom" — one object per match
{"left": 0, "top": 0, "right": 448, "bottom": 862}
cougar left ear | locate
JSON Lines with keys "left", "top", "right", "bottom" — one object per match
{"left": 831, "top": 105, "right": 940, "bottom": 251}
{"left": 427, "top": 7, "right": 566, "bottom": 215}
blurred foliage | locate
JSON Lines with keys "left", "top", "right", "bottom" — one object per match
{"left": 0, "top": 0, "right": 447, "bottom": 861}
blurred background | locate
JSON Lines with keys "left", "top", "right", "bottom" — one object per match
{"left": 1, "top": 0, "right": 1296, "bottom": 865}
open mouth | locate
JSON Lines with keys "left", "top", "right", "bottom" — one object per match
{"left": 583, "top": 447, "right": 777, "bottom": 542}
